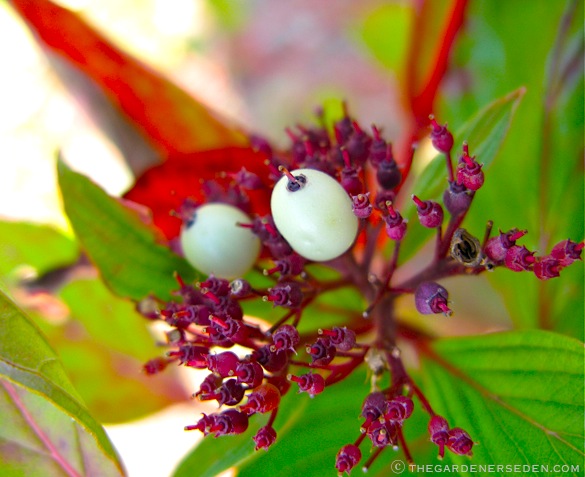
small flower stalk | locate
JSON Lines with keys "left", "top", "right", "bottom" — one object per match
{"left": 136, "top": 108, "right": 581, "bottom": 474}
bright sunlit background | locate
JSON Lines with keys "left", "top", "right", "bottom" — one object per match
{"left": 1, "top": 2, "right": 243, "bottom": 475}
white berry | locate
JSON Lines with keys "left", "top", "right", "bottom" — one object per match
{"left": 270, "top": 168, "right": 358, "bottom": 261}
{"left": 180, "top": 203, "right": 261, "bottom": 279}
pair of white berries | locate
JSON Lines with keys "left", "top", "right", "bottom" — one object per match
{"left": 180, "top": 169, "right": 358, "bottom": 278}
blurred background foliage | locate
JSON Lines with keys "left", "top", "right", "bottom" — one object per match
{"left": 0, "top": 0, "right": 583, "bottom": 476}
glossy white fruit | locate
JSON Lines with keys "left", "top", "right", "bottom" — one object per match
{"left": 180, "top": 203, "right": 261, "bottom": 279}
{"left": 271, "top": 168, "right": 358, "bottom": 261}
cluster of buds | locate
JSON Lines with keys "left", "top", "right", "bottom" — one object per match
{"left": 138, "top": 107, "right": 582, "bottom": 473}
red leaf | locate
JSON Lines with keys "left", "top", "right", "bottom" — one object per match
{"left": 9, "top": 0, "right": 247, "bottom": 156}
{"left": 396, "top": 0, "right": 468, "bottom": 183}
{"left": 124, "top": 148, "right": 271, "bottom": 239}
{"left": 405, "top": 0, "right": 468, "bottom": 130}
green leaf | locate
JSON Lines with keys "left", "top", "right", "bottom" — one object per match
{"left": 57, "top": 159, "right": 197, "bottom": 301}
{"left": 0, "top": 289, "right": 125, "bottom": 476}
{"left": 41, "top": 278, "right": 188, "bottom": 423}
{"left": 440, "top": 1, "right": 584, "bottom": 337}
{"left": 420, "top": 330, "right": 584, "bottom": 476}
{"left": 0, "top": 220, "right": 77, "bottom": 278}
{"left": 173, "top": 380, "right": 310, "bottom": 477}
{"left": 399, "top": 87, "right": 526, "bottom": 262}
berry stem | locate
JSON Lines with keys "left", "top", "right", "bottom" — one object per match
{"left": 325, "top": 352, "right": 368, "bottom": 386}
{"left": 266, "top": 407, "right": 278, "bottom": 428}
{"left": 434, "top": 226, "right": 443, "bottom": 262}
{"left": 366, "top": 241, "right": 402, "bottom": 317}
{"left": 362, "top": 447, "right": 384, "bottom": 472}
{"left": 278, "top": 165, "right": 299, "bottom": 185}
{"left": 445, "top": 150, "right": 454, "bottom": 183}
{"left": 354, "top": 432, "right": 367, "bottom": 448}
{"left": 482, "top": 220, "right": 494, "bottom": 247}
{"left": 409, "top": 378, "right": 436, "bottom": 416}
{"left": 361, "top": 221, "right": 384, "bottom": 273}
{"left": 397, "top": 427, "right": 414, "bottom": 464}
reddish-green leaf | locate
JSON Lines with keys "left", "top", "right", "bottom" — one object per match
{"left": 0, "top": 289, "right": 125, "bottom": 476}
{"left": 9, "top": 0, "right": 246, "bottom": 157}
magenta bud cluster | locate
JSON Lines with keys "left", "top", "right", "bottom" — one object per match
{"left": 135, "top": 108, "right": 581, "bottom": 474}
{"left": 428, "top": 415, "right": 474, "bottom": 459}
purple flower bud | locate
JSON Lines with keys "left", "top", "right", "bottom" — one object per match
{"left": 551, "top": 239, "right": 584, "bottom": 266}
{"left": 429, "top": 116, "right": 454, "bottom": 153}
{"left": 209, "top": 315, "right": 244, "bottom": 340}
{"left": 340, "top": 165, "right": 363, "bottom": 196}
{"left": 443, "top": 181, "right": 472, "bottom": 215}
{"left": 384, "top": 395, "right": 414, "bottom": 423}
{"left": 367, "top": 420, "right": 398, "bottom": 448}
{"left": 306, "top": 338, "right": 336, "bottom": 365}
{"left": 369, "top": 125, "right": 388, "bottom": 167}
{"left": 288, "top": 372, "right": 326, "bottom": 397}
{"left": 187, "top": 304, "right": 213, "bottom": 326}
{"left": 533, "top": 256, "right": 562, "bottom": 280}
{"left": 240, "top": 383, "right": 281, "bottom": 415}
{"left": 205, "top": 351, "right": 240, "bottom": 377}
{"left": 210, "top": 295, "right": 243, "bottom": 321}
{"left": 412, "top": 195, "right": 444, "bottom": 228}
{"left": 335, "top": 444, "right": 362, "bottom": 475}
{"left": 334, "top": 112, "right": 354, "bottom": 144}
{"left": 376, "top": 154, "right": 402, "bottom": 190}
{"left": 235, "top": 361, "right": 264, "bottom": 388}
{"left": 505, "top": 245, "right": 536, "bottom": 272}
{"left": 415, "top": 282, "right": 452, "bottom": 316}
{"left": 447, "top": 427, "right": 474, "bottom": 456}
{"left": 456, "top": 144, "right": 484, "bottom": 191}
{"left": 168, "top": 344, "right": 209, "bottom": 368}
{"left": 344, "top": 121, "right": 372, "bottom": 166}
{"left": 199, "top": 275, "right": 231, "bottom": 297}
{"left": 199, "top": 378, "right": 245, "bottom": 406}
{"left": 253, "top": 345, "right": 289, "bottom": 373}
{"left": 351, "top": 193, "right": 373, "bottom": 219}
{"left": 253, "top": 425, "right": 277, "bottom": 451}
{"left": 484, "top": 228, "right": 527, "bottom": 263}
{"left": 194, "top": 373, "right": 222, "bottom": 398}
{"left": 209, "top": 409, "right": 249, "bottom": 437}
{"left": 264, "top": 281, "right": 304, "bottom": 308}
{"left": 319, "top": 326, "right": 356, "bottom": 351}
{"left": 143, "top": 357, "right": 170, "bottom": 375}
{"left": 184, "top": 413, "right": 215, "bottom": 435}
{"left": 384, "top": 203, "right": 407, "bottom": 241}
{"left": 271, "top": 324, "right": 300, "bottom": 353}
{"left": 428, "top": 415, "right": 450, "bottom": 459}
{"left": 361, "top": 392, "right": 387, "bottom": 430}
{"left": 230, "top": 279, "right": 253, "bottom": 298}
{"left": 264, "top": 254, "right": 305, "bottom": 277}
